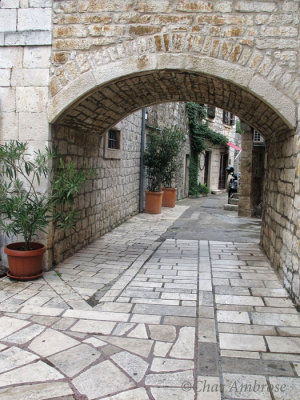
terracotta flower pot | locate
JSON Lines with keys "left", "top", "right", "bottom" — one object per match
{"left": 145, "top": 191, "right": 163, "bottom": 214}
{"left": 162, "top": 187, "right": 177, "bottom": 208}
{"left": 4, "top": 242, "right": 46, "bottom": 280}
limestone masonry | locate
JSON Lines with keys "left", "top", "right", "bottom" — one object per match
{"left": 0, "top": 1, "right": 299, "bottom": 303}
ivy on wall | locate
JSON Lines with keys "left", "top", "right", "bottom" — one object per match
{"left": 186, "top": 103, "right": 228, "bottom": 196}
{"left": 236, "top": 119, "right": 243, "bottom": 135}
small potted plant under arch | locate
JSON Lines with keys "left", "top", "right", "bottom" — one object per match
{"left": 160, "top": 126, "right": 186, "bottom": 208}
{"left": 143, "top": 131, "right": 165, "bottom": 214}
{"left": 0, "top": 141, "right": 90, "bottom": 280}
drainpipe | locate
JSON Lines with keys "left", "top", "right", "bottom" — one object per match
{"left": 139, "top": 108, "right": 146, "bottom": 212}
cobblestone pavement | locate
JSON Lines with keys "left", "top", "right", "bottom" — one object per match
{"left": 0, "top": 201, "right": 299, "bottom": 399}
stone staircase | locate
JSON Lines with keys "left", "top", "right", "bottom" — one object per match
{"left": 224, "top": 192, "right": 239, "bottom": 211}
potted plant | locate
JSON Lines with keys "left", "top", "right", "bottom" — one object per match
{"left": 143, "top": 131, "right": 165, "bottom": 214}
{"left": 0, "top": 141, "right": 89, "bottom": 280}
{"left": 160, "top": 127, "right": 186, "bottom": 208}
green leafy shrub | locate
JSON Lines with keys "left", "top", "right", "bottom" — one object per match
{"left": 144, "top": 131, "right": 165, "bottom": 192}
{"left": 198, "top": 183, "right": 210, "bottom": 195}
{"left": 0, "top": 141, "right": 91, "bottom": 250}
{"left": 144, "top": 126, "right": 187, "bottom": 191}
{"left": 236, "top": 119, "right": 243, "bottom": 135}
{"left": 160, "top": 127, "right": 186, "bottom": 188}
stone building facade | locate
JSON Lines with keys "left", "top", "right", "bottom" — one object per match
{"left": 198, "top": 106, "right": 239, "bottom": 192}
{"left": 0, "top": 1, "right": 299, "bottom": 303}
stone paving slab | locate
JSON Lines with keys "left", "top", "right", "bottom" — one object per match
{"left": 0, "top": 205, "right": 299, "bottom": 399}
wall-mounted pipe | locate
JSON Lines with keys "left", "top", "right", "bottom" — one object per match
{"left": 139, "top": 108, "right": 146, "bottom": 213}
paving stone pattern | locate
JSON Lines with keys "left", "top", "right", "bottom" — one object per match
{"left": 0, "top": 206, "right": 299, "bottom": 399}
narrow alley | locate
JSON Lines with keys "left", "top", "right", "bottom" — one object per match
{"left": 0, "top": 196, "right": 299, "bottom": 400}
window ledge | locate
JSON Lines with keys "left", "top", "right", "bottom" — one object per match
{"left": 104, "top": 148, "right": 121, "bottom": 160}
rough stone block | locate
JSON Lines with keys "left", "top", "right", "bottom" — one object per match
{"left": 78, "top": 0, "right": 133, "bottom": 12}
{"left": 235, "top": 1, "right": 276, "bottom": 12}
{"left": 0, "top": 69, "right": 11, "bottom": 86}
{"left": 281, "top": 2, "right": 300, "bottom": 12}
{"left": 176, "top": 1, "right": 213, "bottom": 12}
{"left": 11, "top": 68, "right": 49, "bottom": 87}
{"left": 16, "top": 87, "right": 48, "bottom": 112}
{"left": 0, "top": 112, "right": 18, "bottom": 140}
{"left": 5, "top": 30, "right": 52, "bottom": 46}
{"left": 0, "top": 47, "right": 22, "bottom": 68}
{"left": 214, "top": 1, "right": 232, "bottom": 12}
{"left": 30, "top": 0, "right": 53, "bottom": 6}
{"left": 54, "top": 25, "right": 88, "bottom": 38}
{"left": 260, "top": 26, "right": 298, "bottom": 38}
{"left": 0, "top": 9, "right": 16, "bottom": 32}
{"left": 224, "top": 204, "right": 238, "bottom": 211}
{"left": 17, "top": 8, "right": 52, "bottom": 31}
{"left": 23, "top": 46, "right": 51, "bottom": 68}
{"left": 18, "top": 112, "right": 49, "bottom": 141}
{"left": 256, "top": 38, "right": 298, "bottom": 50}
{"left": 128, "top": 25, "right": 162, "bottom": 36}
{"left": 0, "top": 0, "right": 19, "bottom": 7}
{"left": 135, "top": 0, "right": 171, "bottom": 13}
{"left": 0, "top": 87, "right": 15, "bottom": 112}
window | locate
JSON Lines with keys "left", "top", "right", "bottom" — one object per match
{"left": 207, "top": 106, "right": 216, "bottom": 119}
{"left": 104, "top": 128, "right": 121, "bottom": 159}
{"left": 108, "top": 129, "right": 120, "bottom": 150}
{"left": 223, "top": 111, "right": 235, "bottom": 125}
{"left": 253, "top": 130, "right": 264, "bottom": 144}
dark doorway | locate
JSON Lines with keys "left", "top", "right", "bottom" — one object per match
{"left": 218, "top": 152, "right": 228, "bottom": 189}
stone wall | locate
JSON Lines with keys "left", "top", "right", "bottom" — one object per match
{"left": 146, "top": 102, "right": 190, "bottom": 199}
{"left": 0, "top": 1, "right": 52, "bottom": 265}
{"left": 51, "top": 111, "right": 142, "bottom": 265}
{"left": 0, "top": 1, "right": 51, "bottom": 145}
{"left": 239, "top": 126, "right": 265, "bottom": 217}
{"left": 252, "top": 144, "right": 265, "bottom": 216}
{"left": 1, "top": 0, "right": 299, "bottom": 302}
{"left": 51, "top": 0, "right": 300, "bottom": 102}
{"left": 239, "top": 125, "right": 255, "bottom": 217}
{"left": 240, "top": 123, "right": 299, "bottom": 303}
{"left": 295, "top": 123, "right": 300, "bottom": 304}
{"left": 50, "top": 0, "right": 298, "bottom": 136}
{"left": 261, "top": 129, "right": 299, "bottom": 304}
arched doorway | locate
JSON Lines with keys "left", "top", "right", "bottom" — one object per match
{"left": 49, "top": 62, "right": 298, "bottom": 301}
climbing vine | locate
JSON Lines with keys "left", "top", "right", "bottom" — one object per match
{"left": 236, "top": 119, "right": 243, "bottom": 135}
{"left": 186, "top": 103, "right": 228, "bottom": 196}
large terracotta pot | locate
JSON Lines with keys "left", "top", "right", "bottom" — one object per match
{"left": 4, "top": 242, "right": 46, "bottom": 280}
{"left": 162, "top": 187, "right": 177, "bottom": 208}
{"left": 145, "top": 191, "right": 163, "bottom": 214}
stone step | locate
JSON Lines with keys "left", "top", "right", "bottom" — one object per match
{"left": 224, "top": 204, "right": 239, "bottom": 211}
{"left": 232, "top": 193, "right": 239, "bottom": 199}
{"left": 229, "top": 198, "right": 239, "bottom": 205}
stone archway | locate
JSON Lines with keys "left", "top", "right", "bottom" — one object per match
{"left": 49, "top": 58, "right": 299, "bottom": 302}
{"left": 49, "top": 54, "right": 296, "bottom": 135}
{"left": 46, "top": 0, "right": 300, "bottom": 302}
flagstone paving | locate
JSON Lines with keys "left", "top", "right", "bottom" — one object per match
{"left": 0, "top": 199, "right": 299, "bottom": 399}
